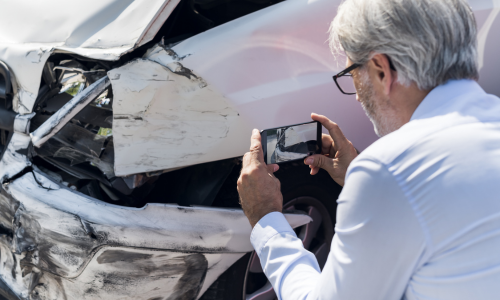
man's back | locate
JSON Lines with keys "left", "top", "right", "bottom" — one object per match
{"left": 335, "top": 79, "right": 500, "bottom": 299}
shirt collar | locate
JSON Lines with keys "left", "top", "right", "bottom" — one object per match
{"left": 410, "top": 79, "right": 485, "bottom": 121}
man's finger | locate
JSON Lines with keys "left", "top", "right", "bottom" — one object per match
{"left": 312, "top": 113, "right": 349, "bottom": 152}
{"left": 304, "top": 154, "right": 334, "bottom": 175}
{"left": 310, "top": 165, "right": 320, "bottom": 175}
{"left": 242, "top": 152, "right": 252, "bottom": 169}
{"left": 321, "top": 134, "right": 335, "bottom": 154}
{"left": 266, "top": 164, "right": 279, "bottom": 174}
{"left": 249, "top": 128, "right": 265, "bottom": 163}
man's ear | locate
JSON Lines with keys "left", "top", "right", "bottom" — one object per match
{"left": 368, "top": 54, "right": 395, "bottom": 95}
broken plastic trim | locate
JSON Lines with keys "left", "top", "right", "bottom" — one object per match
{"left": 31, "top": 76, "right": 110, "bottom": 148}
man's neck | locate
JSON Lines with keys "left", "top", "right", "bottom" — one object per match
{"left": 391, "top": 82, "right": 432, "bottom": 128}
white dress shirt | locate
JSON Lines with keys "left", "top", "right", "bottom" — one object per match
{"left": 250, "top": 79, "right": 500, "bottom": 300}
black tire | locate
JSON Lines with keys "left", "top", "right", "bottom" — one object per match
{"left": 200, "top": 163, "right": 341, "bottom": 300}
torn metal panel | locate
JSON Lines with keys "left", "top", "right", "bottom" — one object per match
{"left": 6, "top": 171, "right": 310, "bottom": 257}
{"left": 3, "top": 170, "right": 311, "bottom": 281}
{"left": 0, "top": 236, "right": 242, "bottom": 300}
{"left": 31, "top": 76, "right": 110, "bottom": 148}
{"left": 38, "top": 247, "right": 208, "bottom": 300}
{"left": 109, "top": 0, "right": 379, "bottom": 175}
{"left": 0, "top": 45, "right": 53, "bottom": 114}
{"left": 0, "top": 0, "right": 180, "bottom": 114}
{"left": 110, "top": 53, "right": 241, "bottom": 176}
{"left": 0, "top": 170, "right": 309, "bottom": 298}
{"left": 0, "top": 217, "right": 242, "bottom": 300}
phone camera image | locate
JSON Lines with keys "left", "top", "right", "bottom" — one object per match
{"left": 264, "top": 122, "right": 320, "bottom": 164}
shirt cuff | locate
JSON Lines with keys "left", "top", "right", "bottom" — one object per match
{"left": 250, "top": 211, "right": 297, "bottom": 256}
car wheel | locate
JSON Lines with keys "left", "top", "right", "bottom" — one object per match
{"left": 200, "top": 165, "right": 341, "bottom": 300}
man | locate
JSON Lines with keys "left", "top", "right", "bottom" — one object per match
{"left": 237, "top": 0, "right": 500, "bottom": 299}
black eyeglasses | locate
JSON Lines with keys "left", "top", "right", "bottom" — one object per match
{"left": 333, "top": 57, "right": 396, "bottom": 95}
{"left": 332, "top": 63, "right": 362, "bottom": 95}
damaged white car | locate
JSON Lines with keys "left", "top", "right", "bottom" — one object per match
{"left": 0, "top": 0, "right": 498, "bottom": 299}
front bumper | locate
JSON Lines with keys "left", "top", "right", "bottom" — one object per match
{"left": 0, "top": 150, "right": 310, "bottom": 299}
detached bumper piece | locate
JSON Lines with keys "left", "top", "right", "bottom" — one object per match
{"left": 0, "top": 170, "right": 311, "bottom": 299}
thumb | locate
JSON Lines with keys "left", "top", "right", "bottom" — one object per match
{"left": 304, "top": 154, "right": 334, "bottom": 175}
{"left": 266, "top": 164, "right": 279, "bottom": 174}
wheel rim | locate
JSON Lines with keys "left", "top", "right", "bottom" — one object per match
{"left": 242, "top": 197, "right": 334, "bottom": 300}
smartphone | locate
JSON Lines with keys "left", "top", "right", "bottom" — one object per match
{"left": 261, "top": 121, "right": 322, "bottom": 164}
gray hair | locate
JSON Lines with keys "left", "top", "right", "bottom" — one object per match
{"left": 329, "top": 0, "right": 479, "bottom": 90}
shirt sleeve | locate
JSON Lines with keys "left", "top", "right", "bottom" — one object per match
{"left": 250, "top": 157, "right": 427, "bottom": 300}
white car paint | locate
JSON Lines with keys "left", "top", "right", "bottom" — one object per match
{"left": 0, "top": 0, "right": 497, "bottom": 173}
{"left": 109, "top": 53, "right": 241, "bottom": 176}
{"left": 109, "top": 0, "right": 377, "bottom": 176}
{"left": 0, "top": 168, "right": 311, "bottom": 298}
{"left": 0, "top": 0, "right": 498, "bottom": 299}
{"left": 108, "top": 0, "right": 500, "bottom": 176}
{"left": 0, "top": 0, "right": 179, "bottom": 114}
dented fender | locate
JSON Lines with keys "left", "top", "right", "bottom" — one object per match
{"left": 0, "top": 165, "right": 311, "bottom": 299}
{"left": 109, "top": 47, "right": 242, "bottom": 176}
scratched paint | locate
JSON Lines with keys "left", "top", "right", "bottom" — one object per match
{"left": 0, "top": 168, "right": 310, "bottom": 299}
{"left": 0, "top": 0, "right": 180, "bottom": 114}
{"left": 110, "top": 47, "right": 241, "bottom": 176}
{"left": 33, "top": 247, "right": 209, "bottom": 300}
{"left": 0, "top": 0, "right": 496, "bottom": 299}
{"left": 0, "top": 46, "right": 54, "bottom": 115}
{"left": 0, "top": 226, "right": 239, "bottom": 300}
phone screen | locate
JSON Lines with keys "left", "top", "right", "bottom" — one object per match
{"left": 261, "top": 121, "right": 321, "bottom": 164}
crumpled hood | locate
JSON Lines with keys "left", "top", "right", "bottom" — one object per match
{"left": 0, "top": 0, "right": 179, "bottom": 114}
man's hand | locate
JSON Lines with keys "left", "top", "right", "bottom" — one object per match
{"left": 304, "top": 113, "right": 358, "bottom": 186}
{"left": 238, "top": 129, "right": 283, "bottom": 228}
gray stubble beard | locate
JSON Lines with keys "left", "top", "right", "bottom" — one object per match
{"left": 357, "top": 71, "right": 401, "bottom": 137}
